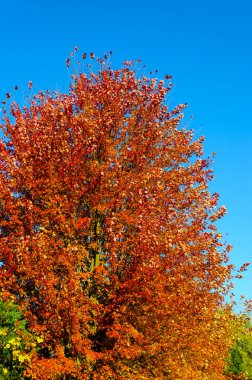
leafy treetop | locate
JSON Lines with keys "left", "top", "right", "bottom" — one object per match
{"left": 0, "top": 52, "right": 237, "bottom": 379}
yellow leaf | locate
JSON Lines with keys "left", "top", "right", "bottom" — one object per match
{"left": 18, "top": 354, "right": 25, "bottom": 363}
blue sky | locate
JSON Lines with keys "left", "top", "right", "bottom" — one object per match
{"left": 0, "top": 0, "right": 251, "bottom": 304}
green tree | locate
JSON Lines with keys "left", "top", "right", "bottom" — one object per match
{"left": 226, "top": 317, "right": 252, "bottom": 379}
{"left": 0, "top": 295, "right": 37, "bottom": 379}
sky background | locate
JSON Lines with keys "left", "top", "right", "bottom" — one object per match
{"left": 0, "top": 0, "right": 251, "bottom": 306}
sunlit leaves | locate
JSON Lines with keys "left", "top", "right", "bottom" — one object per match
{"left": 0, "top": 296, "right": 38, "bottom": 379}
{"left": 0, "top": 54, "right": 236, "bottom": 379}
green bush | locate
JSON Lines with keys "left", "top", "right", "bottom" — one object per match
{"left": 0, "top": 297, "right": 35, "bottom": 379}
{"left": 226, "top": 317, "right": 252, "bottom": 379}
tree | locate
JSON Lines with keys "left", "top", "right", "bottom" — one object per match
{"left": 226, "top": 316, "right": 252, "bottom": 379}
{"left": 0, "top": 294, "right": 38, "bottom": 379}
{"left": 0, "top": 53, "right": 235, "bottom": 379}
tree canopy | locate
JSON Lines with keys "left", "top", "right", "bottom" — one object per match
{"left": 0, "top": 53, "right": 237, "bottom": 379}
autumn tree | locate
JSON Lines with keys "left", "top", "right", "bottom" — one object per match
{"left": 0, "top": 53, "right": 235, "bottom": 379}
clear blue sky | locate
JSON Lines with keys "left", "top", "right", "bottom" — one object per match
{"left": 0, "top": 0, "right": 251, "bottom": 304}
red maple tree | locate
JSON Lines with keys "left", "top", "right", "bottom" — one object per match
{"left": 0, "top": 54, "right": 235, "bottom": 379}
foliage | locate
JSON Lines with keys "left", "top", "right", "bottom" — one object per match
{"left": 0, "top": 52, "right": 235, "bottom": 379}
{"left": 226, "top": 317, "right": 252, "bottom": 379}
{"left": 0, "top": 295, "right": 37, "bottom": 379}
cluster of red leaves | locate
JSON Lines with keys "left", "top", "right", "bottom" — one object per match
{"left": 0, "top": 57, "right": 235, "bottom": 379}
